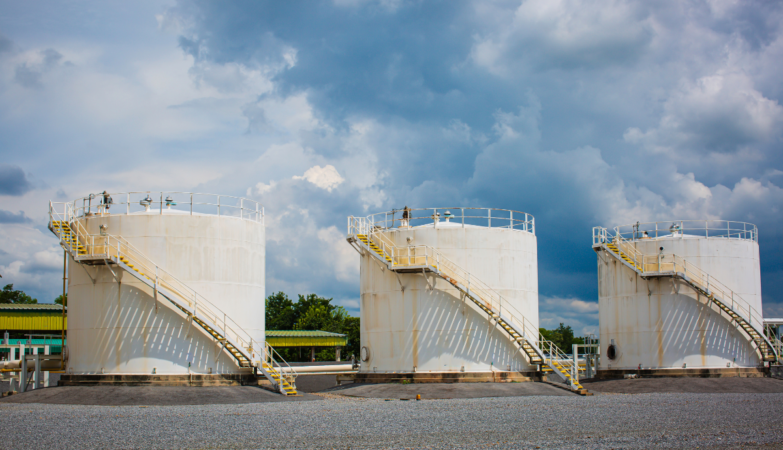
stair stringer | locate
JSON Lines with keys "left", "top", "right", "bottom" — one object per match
{"left": 115, "top": 259, "right": 256, "bottom": 368}
{"left": 595, "top": 242, "right": 777, "bottom": 363}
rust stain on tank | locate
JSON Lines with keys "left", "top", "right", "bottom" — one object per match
{"left": 411, "top": 289, "right": 418, "bottom": 369}
{"left": 656, "top": 280, "right": 663, "bottom": 368}
{"left": 699, "top": 297, "right": 707, "bottom": 367}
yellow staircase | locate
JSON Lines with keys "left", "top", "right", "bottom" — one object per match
{"left": 356, "top": 234, "right": 393, "bottom": 265}
{"left": 549, "top": 359, "right": 583, "bottom": 390}
{"left": 686, "top": 276, "right": 776, "bottom": 362}
{"left": 605, "top": 241, "right": 641, "bottom": 271}
{"left": 51, "top": 221, "right": 87, "bottom": 256}
{"left": 261, "top": 361, "right": 299, "bottom": 396}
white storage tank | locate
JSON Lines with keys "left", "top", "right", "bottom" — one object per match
{"left": 351, "top": 208, "right": 539, "bottom": 379}
{"left": 58, "top": 192, "right": 264, "bottom": 376}
{"left": 594, "top": 220, "right": 767, "bottom": 375}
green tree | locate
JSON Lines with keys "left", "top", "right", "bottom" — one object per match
{"left": 265, "top": 292, "right": 295, "bottom": 330}
{"left": 540, "top": 323, "right": 585, "bottom": 354}
{"left": 0, "top": 284, "right": 38, "bottom": 304}
{"left": 343, "top": 316, "right": 360, "bottom": 360}
{"left": 55, "top": 293, "right": 67, "bottom": 306}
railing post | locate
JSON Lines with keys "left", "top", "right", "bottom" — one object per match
{"left": 461, "top": 208, "right": 465, "bottom": 228}
{"left": 190, "top": 194, "right": 193, "bottom": 216}
{"left": 488, "top": 209, "right": 491, "bottom": 228}
{"left": 217, "top": 196, "right": 220, "bottom": 216}
{"left": 510, "top": 210, "right": 513, "bottom": 229}
{"left": 240, "top": 199, "right": 243, "bottom": 219}
{"left": 126, "top": 193, "right": 130, "bottom": 215}
{"left": 160, "top": 193, "right": 163, "bottom": 215}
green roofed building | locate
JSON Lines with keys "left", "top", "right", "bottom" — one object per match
{"left": 1, "top": 304, "right": 67, "bottom": 358}
{"left": 266, "top": 330, "right": 348, "bottom": 362}
{"left": 0, "top": 304, "right": 66, "bottom": 338}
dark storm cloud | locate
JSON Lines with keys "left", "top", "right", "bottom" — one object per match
{"left": 13, "top": 48, "right": 64, "bottom": 89}
{"left": 150, "top": 0, "right": 783, "bottom": 316}
{"left": 0, "top": 164, "right": 33, "bottom": 196}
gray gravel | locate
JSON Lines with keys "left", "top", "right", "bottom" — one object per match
{"left": 1, "top": 392, "right": 781, "bottom": 449}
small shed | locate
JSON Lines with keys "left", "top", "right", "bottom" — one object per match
{"left": 265, "top": 330, "right": 348, "bottom": 362}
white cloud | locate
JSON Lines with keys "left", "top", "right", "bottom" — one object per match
{"left": 247, "top": 181, "right": 277, "bottom": 197}
{"left": 293, "top": 165, "right": 345, "bottom": 192}
{"left": 469, "top": 0, "right": 653, "bottom": 74}
{"left": 625, "top": 70, "right": 783, "bottom": 158}
{"left": 317, "top": 225, "right": 358, "bottom": 282}
{"left": 539, "top": 296, "right": 599, "bottom": 337}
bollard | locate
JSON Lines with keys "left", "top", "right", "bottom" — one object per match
{"left": 416, "top": 394, "right": 421, "bottom": 401}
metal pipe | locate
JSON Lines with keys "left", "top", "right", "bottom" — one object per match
{"left": 61, "top": 250, "right": 67, "bottom": 370}
{"left": 278, "top": 364, "right": 354, "bottom": 373}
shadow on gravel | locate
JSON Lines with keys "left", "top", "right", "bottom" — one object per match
{"left": 0, "top": 385, "right": 321, "bottom": 406}
{"left": 582, "top": 377, "right": 783, "bottom": 394}
{"left": 322, "top": 382, "right": 576, "bottom": 399}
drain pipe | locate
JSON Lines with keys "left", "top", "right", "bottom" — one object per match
{"left": 61, "top": 249, "right": 67, "bottom": 370}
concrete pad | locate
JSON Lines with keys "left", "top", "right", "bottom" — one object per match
{"left": 295, "top": 374, "right": 350, "bottom": 393}
{"left": 0, "top": 385, "right": 320, "bottom": 405}
{"left": 582, "top": 376, "right": 783, "bottom": 394}
{"left": 326, "top": 382, "right": 576, "bottom": 399}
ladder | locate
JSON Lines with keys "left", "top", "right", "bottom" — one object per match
{"left": 593, "top": 227, "right": 777, "bottom": 363}
{"left": 48, "top": 207, "right": 299, "bottom": 395}
{"left": 348, "top": 217, "right": 585, "bottom": 392}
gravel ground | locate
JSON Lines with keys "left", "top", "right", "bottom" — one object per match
{"left": 1, "top": 392, "right": 781, "bottom": 449}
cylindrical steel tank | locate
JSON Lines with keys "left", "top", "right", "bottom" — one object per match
{"left": 65, "top": 192, "right": 264, "bottom": 375}
{"left": 358, "top": 208, "right": 538, "bottom": 374}
{"left": 597, "top": 220, "right": 762, "bottom": 371}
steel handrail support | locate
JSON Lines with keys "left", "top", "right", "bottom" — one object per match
{"left": 593, "top": 226, "right": 777, "bottom": 362}
{"left": 264, "top": 342, "right": 298, "bottom": 393}
{"left": 348, "top": 216, "right": 578, "bottom": 387}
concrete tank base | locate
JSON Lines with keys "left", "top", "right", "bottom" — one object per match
{"left": 58, "top": 373, "right": 259, "bottom": 387}
{"left": 595, "top": 367, "right": 768, "bottom": 380}
{"left": 352, "top": 371, "right": 542, "bottom": 383}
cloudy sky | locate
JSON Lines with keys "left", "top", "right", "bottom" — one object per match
{"left": 1, "top": 0, "right": 782, "bottom": 334}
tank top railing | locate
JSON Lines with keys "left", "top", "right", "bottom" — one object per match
{"left": 612, "top": 220, "right": 757, "bottom": 243}
{"left": 594, "top": 226, "right": 767, "bottom": 345}
{"left": 349, "top": 215, "right": 577, "bottom": 377}
{"left": 361, "top": 207, "right": 535, "bottom": 234}
{"left": 51, "top": 192, "right": 264, "bottom": 223}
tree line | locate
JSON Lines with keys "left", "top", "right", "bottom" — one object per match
{"left": 0, "top": 284, "right": 66, "bottom": 305}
